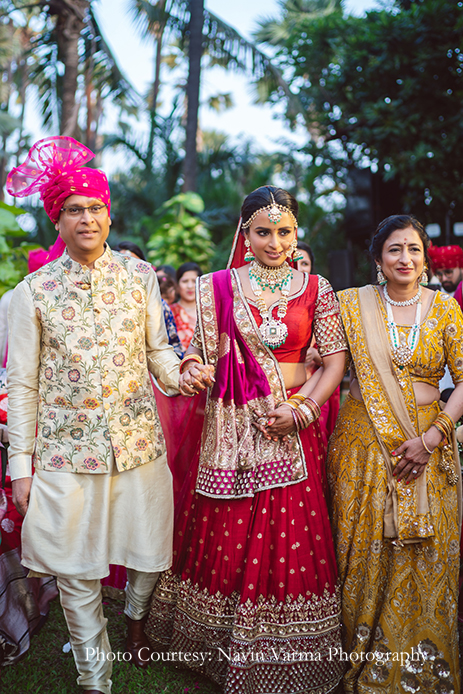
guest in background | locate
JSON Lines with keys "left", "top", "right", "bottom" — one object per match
{"left": 170, "top": 262, "right": 202, "bottom": 351}
{"left": 296, "top": 240, "right": 315, "bottom": 274}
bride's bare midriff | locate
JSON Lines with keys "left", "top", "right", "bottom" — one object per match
{"left": 349, "top": 378, "right": 440, "bottom": 406}
{"left": 280, "top": 362, "right": 308, "bottom": 390}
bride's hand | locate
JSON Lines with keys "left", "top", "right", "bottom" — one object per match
{"left": 256, "top": 405, "right": 296, "bottom": 441}
{"left": 179, "top": 363, "right": 215, "bottom": 397}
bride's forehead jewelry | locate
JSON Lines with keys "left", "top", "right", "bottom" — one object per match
{"left": 241, "top": 192, "right": 298, "bottom": 229}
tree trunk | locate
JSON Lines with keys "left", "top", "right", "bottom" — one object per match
{"left": 182, "top": 0, "right": 204, "bottom": 192}
{"left": 146, "top": 12, "right": 166, "bottom": 174}
{"left": 48, "top": 0, "right": 88, "bottom": 136}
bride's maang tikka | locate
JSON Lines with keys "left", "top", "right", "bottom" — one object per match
{"left": 241, "top": 191, "right": 298, "bottom": 229}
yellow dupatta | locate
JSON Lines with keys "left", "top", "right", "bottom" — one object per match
{"left": 339, "top": 285, "right": 436, "bottom": 543}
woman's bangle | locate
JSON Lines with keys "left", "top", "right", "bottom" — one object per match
{"left": 180, "top": 353, "right": 204, "bottom": 374}
{"left": 289, "top": 393, "right": 306, "bottom": 405}
{"left": 421, "top": 432, "right": 435, "bottom": 455}
{"left": 306, "top": 396, "right": 321, "bottom": 419}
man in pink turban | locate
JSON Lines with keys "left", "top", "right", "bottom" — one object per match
{"left": 6, "top": 137, "right": 182, "bottom": 693}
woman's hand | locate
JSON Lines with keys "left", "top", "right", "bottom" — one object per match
{"left": 305, "top": 347, "right": 322, "bottom": 370}
{"left": 179, "top": 363, "right": 215, "bottom": 397}
{"left": 392, "top": 430, "right": 440, "bottom": 483}
{"left": 254, "top": 405, "right": 296, "bottom": 441}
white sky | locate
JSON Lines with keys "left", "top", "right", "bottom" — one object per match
{"left": 91, "top": 0, "right": 380, "bottom": 169}
{"left": 19, "top": 0, "right": 380, "bottom": 174}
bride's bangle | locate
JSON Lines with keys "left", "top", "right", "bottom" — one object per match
{"left": 180, "top": 354, "right": 204, "bottom": 373}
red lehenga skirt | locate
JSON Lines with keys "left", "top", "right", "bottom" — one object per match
{"left": 146, "top": 419, "right": 344, "bottom": 694}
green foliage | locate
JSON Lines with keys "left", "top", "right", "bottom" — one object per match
{"left": 256, "top": 0, "right": 463, "bottom": 223}
{"left": 0, "top": 201, "right": 37, "bottom": 296}
{"left": 145, "top": 192, "right": 214, "bottom": 269}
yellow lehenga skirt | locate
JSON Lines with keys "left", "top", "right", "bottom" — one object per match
{"left": 327, "top": 394, "right": 460, "bottom": 694}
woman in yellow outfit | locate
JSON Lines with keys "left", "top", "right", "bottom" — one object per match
{"left": 328, "top": 214, "right": 463, "bottom": 693}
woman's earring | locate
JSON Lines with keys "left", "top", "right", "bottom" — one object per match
{"left": 244, "top": 239, "right": 255, "bottom": 262}
{"left": 419, "top": 266, "right": 429, "bottom": 286}
{"left": 376, "top": 264, "right": 387, "bottom": 285}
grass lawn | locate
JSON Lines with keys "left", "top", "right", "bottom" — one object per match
{"left": 1, "top": 595, "right": 222, "bottom": 694}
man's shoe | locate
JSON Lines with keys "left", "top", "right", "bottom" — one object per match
{"left": 125, "top": 615, "right": 151, "bottom": 669}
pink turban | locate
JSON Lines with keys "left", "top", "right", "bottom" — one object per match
{"left": 6, "top": 136, "right": 111, "bottom": 223}
{"left": 428, "top": 244, "right": 463, "bottom": 271}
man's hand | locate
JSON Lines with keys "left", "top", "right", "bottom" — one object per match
{"left": 12, "top": 477, "right": 32, "bottom": 516}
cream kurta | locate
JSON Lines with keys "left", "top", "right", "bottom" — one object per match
{"left": 7, "top": 246, "right": 180, "bottom": 577}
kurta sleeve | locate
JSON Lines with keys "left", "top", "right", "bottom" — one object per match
{"left": 145, "top": 271, "right": 181, "bottom": 394}
{"left": 443, "top": 298, "right": 463, "bottom": 384}
{"left": 7, "top": 281, "right": 41, "bottom": 480}
{"left": 312, "top": 276, "right": 348, "bottom": 357}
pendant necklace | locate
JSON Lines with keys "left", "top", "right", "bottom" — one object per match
{"left": 385, "top": 295, "right": 421, "bottom": 369}
{"left": 249, "top": 260, "right": 292, "bottom": 349}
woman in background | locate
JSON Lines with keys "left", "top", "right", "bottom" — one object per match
{"left": 297, "top": 240, "right": 340, "bottom": 447}
{"left": 170, "top": 262, "right": 202, "bottom": 351}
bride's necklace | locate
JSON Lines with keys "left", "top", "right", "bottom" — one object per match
{"left": 385, "top": 297, "right": 421, "bottom": 368}
{"left": 249, "top": 259, "right": 292, "bottom": 293}
{"left": 383, "top": 283, "right": 421, "bottom": 306}
{"left": 249, "top": 261, "right": 292, "bottom": 349}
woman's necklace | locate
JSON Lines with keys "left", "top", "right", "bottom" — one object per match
{"left": 249, "top": 261, "right": 292, "bottom": 349}
{"left": 249, "top": 259, "right": 292, "bottom": 293}
{"left": 383, "top": 283, "right": 421, "bottom": 306}
{"left": 385, "top": 297, "right": 421, "bottom": 369}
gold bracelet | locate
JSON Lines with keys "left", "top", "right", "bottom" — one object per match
{"left": 421, "top": 432, "right": 434, "bottom": 454}
{"left": 179, "top": 353, "right": 204, "bottom": 374}
{"left": 432, "top": 421, "right": 448, "bottom": 443}
{"left": 289, "top": 394, "right": 306, "bottom": 405}
{"left": 280, "top": 400, "right": 298, "bottom": 410}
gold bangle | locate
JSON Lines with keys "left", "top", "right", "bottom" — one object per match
{"left": 280, "top": 400, "right": 298, "bottom": 410}
{"left": 421, "top": 432, "right": 434, "bottom": 454}
{"left": 289, "top": 394, "right": 306, "bottom": 405}
{"left": 180, "top": 354, "right": 203, "bottom": 374}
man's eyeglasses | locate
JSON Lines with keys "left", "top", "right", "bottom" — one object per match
{"left": 436, "top": 269, "right": 457, "bottom": 278}
{"left": 61, "top": 204, "right": 108, "bottom": 218}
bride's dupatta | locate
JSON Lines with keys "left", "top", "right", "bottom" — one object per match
{"left": 194, "top": 269, "right": 307, "bottom": 498}
{"left": 340, "top": 285, "right": 444, "bottom": 544}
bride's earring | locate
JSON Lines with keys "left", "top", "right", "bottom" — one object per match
{"left": 376, "top": 264, "right": 387, "bottom": 285}
{"left": 287, "top": 239, "right": 303, "bottom": 261}
{"left": 244, "top": 238, "right": 255, "bottom": 262}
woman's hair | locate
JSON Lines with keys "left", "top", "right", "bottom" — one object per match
{"left": 176, "top": 261, "right": 203, "bottom": 283}
{"left": 113, "top": 240, "right": 146, "bottom": 261}
{"left": 156, "top": 264, "right": 177, "bottom": 282}
{"left": 369, "top": 214, "right": 430, "bottom": 268}
{"left": 240, "top": 185, "right": 298, "bottom": 231}
{"left": 158, "top": 274, "right": 176, "bottom": 294}
{"left": 297, "top": 241, "right": 315, "bottom": 272}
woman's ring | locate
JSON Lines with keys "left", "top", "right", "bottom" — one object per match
{"left": 413, "top": 469, "right": 418, "bottom": 474}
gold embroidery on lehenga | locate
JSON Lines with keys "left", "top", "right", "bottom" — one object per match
{"left": 327, "top": 291, "right": 463, "bottom": 693}
{"left": 147, "top": 570, "right": 345, "bottom": 693}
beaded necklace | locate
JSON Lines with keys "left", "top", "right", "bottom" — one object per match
{"left": 383, "top": 283, "right": 421, "bottom": 307}
{"left": 385, "top": 298, "right": 421, "bottom": 369}
{"left": 249, "top": 259, "right": 292, "bottom": 293}
{"left": 249, "top": 261, "right": 292, "bottom": 349}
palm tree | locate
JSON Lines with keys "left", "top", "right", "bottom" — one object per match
{"left": 129, "top": 0, "right": 305, "bottom": 192}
